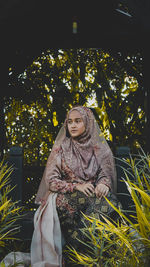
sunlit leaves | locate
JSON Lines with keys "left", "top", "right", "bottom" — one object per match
{"left": 5, "top": 99, "right": 54, "bottom": 165}
{"left": 52, "top": 112, "right": 58, "bottom": 127}
{"left": 6, "top": 48, "right": 144, "bottom": 165}
{"left": 0, "top": 162, "right": 23, "bottom": 251}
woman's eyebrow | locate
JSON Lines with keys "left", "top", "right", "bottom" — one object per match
{"left": 68, "top": 117, "right": 82, "bottom": 120}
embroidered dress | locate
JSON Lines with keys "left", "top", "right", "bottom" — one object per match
{"left": 47, "top": 149, "right": 120, "bottom": 265}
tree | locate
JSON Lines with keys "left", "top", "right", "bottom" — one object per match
{"left": 4, "top": 48, "right": 144, "bottom": 166}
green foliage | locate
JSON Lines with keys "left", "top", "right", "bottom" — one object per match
{"left": 0, "top": 161, "right": 23, "bottom": 260}
{"left": 67, "top": 148, "right": 150, "bottom": 266}
{"left": 5, "top": 48, "right": 144, "bottom": 165}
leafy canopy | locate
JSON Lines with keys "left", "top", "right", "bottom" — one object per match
{"left": 6, "top": 48, "right": 144, "bottom": 165}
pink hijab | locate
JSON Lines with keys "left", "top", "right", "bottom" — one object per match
{"left": 35, "top": 106, "right": 117, "bottom": 203}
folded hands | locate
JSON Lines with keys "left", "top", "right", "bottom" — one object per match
{"left": 75, "top": 182, "right": 109, "bottom": 199}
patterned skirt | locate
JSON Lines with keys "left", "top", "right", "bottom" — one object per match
{"left": 56, "top": 191, "right": 121, "bottom": 266}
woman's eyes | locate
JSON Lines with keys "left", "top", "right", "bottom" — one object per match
{"left": 68, "top": 119, "right": 82, "bottom": 124}
{"left": 76, "top": 119, "right": 81, "bottom": 123}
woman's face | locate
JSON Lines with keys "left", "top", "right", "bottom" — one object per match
{"left": 67, "top": 110, "right": 85, "bottom": 138}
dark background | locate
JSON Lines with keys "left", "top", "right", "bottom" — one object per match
{"left": 0, "top": 0, "right": 150, "bottom": 151}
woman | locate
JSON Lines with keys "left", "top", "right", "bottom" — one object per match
{"left": 31, "top": 106, "right": 117, "bottom": 267}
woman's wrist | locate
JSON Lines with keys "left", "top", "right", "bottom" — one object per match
{"left": 96, "top": 181, "right": 111, "bottom": 191}
{"left": 97, "top": 182, "right": 109, "bottom": 187}
{"left": 73, "top": 183, "right": 79, "bottom": 191}
{"left": 73, "top": 183, "right": 83, "bottom": 192}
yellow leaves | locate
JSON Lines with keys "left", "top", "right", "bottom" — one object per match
{"left": 81, "top": 204, "right": 141, "bottom": 264}
{"left": 0, "top": 162, "right": 23, "bottom": 249}
{"left": 45, "top": 84, "right": 50, "bottom": 92}
{"left": 68, "top": 246, "right": 97, "bottom": 266}
{"left": 142, "top": 173, "right": 150, "bottom": 191}
{"left": 69, "top": 103, "right": 73, "bottom": 109}
{"left": 0, "top": 164, "right": 13, "bottom": 192}
{"left": 54, "top": 51, "right": 69, "bottom": 68}
{"left": 84, "top": 211, "right": 132, "bottom": 249}
{"left": 122, "top": 176, "right": 150, "bottom": 240}
{"left": 74, "top": 93, "right": 79, "bottom": 103}
{"left": 55, "top": 58, "right": 61, "bottom": 68}
{"left": 147, "top": 155, "right": 150, "bottom": 169}
{"left": 68, "top": 151, "right": 150, "bottom": 266}
{"left": 103, "top": 53, "right": 110, "bottom": 59}
{"left": 109, "top": 132, "right": 113, "bottom": 141}
{"left": 69, "top": 210, "right": 139, "bottom": 265}
{"left": 130, "top": 184, "right": 150, "bottom": 234}
{"left": 101, "top": 217, "right": 136, "bottom": 255}
{"left": 52, "top": 112, "right": 58, "bottom": 127}
{"left": 32, "top": 61, "right": 41, "bottom": 68}
{"left": 0, "top": 200, "right": 10, "bottom": 214}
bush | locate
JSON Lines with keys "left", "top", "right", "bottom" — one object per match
{"left": 0, "top": 161, "right": 23, "bottom": 260}
{"left": 68, "top": 148, "right": 150, "bottom": 266}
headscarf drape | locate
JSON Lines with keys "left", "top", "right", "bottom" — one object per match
{"left": 35, "top": 106, "right": 117, "bottom": 204}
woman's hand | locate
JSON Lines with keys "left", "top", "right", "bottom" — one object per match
{"left": 95, "top": 183, "right": 109, "bottom": 199}
{"left": 75, "top": 183, "right": 95, "bottom": 197}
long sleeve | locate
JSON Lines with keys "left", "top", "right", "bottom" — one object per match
{"left": 45, "top": 152, "right": 76, "bottom": 193}
{"left": 95, "top": 151, "right": 114, "bottom": 191}
{"left": 49, "top": 177, "right": 75, "bottom": 193}
{"left": 96, "top": 170, "right": 112, "bottom": 190}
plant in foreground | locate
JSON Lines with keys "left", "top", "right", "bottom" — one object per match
{"left": 0, "top": 160, "right": 23, "bottom": 260}
{"left": 67, "top": 148, "right": 150, "bottom": 266}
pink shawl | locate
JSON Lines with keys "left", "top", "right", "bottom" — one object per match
{"left": 31, "top": 193, "right": 62, "bottom": 267}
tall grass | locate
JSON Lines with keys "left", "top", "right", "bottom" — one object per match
{"left": 68, "top": 148, "right": 150, "bottom": 266}
{"left": 0, "top": 161, "right": 23, "bottom": 260}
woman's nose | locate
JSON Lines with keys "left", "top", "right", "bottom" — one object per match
{"left": 71, "top": 121, "right": 76, "bottom": 127}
